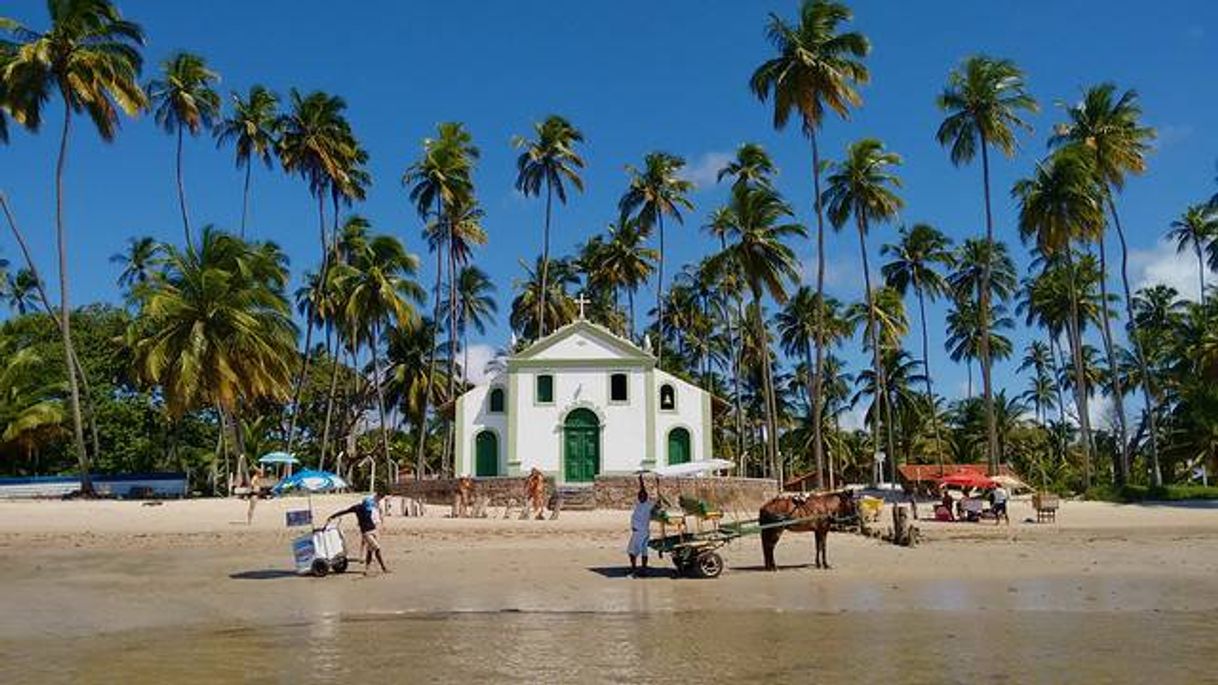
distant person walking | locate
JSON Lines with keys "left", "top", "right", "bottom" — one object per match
{"left": 329, "top": 492, "right": 391, "bottom": 576}
{"left": 246, "top": 467, "right": 264, "bottom": 525}
{"left": 627, "top": 475, "right": 655, "bottom": 578}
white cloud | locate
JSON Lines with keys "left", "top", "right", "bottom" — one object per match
{"left": 463, "top": 343, "right": 500, "bottom": 385}
{"left": 680, "top": 151, "right": 733, "bottom": 190}
{"left": 1088, "top": 393, "right": 1113, "bottom": 433}
{"left": 1130, "top": 238, "right": 1214, "bottom": 302}
{"left": 839, "top": 404, "right": 868, "bottom": 432}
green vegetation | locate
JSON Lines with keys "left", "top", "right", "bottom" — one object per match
{"left": 1, "top": 1, "right": 1216, "bottom": 498}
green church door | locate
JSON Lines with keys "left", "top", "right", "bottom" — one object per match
{"left": 668, "top": 427, "right": 691, "bottom": 466}
{"left": 563, "top": 408, "right": 600, "bottom": 483}
{"left": 475, "top": 431, "right": 498, "bottom": 477}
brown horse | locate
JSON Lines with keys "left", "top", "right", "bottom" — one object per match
{"left": 760, "top": 490, "right": 856, "bottom": 571}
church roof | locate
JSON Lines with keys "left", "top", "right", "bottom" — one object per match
{"left": 512, "top": 318, "right": 654, "bottom": 363}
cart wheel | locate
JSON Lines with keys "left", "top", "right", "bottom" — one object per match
{"left": 332, "top": 556, "right": 349, "bottom": 574}
{"left": 694, "top": 552, "right": 724, "bottom": 579}
{"left": 311, "top": 559, "right": 330, "bottom": 577}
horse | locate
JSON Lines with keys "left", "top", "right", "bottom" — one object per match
{"left": 759, "top": 490, "right": 856, "bottom": 571}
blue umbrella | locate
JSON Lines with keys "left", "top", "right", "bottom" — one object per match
{"left": 258, "top": 451, "right": 300, "bottom": 466}
{"left": 273, "top": 469, "right": 349, "bottom": 495}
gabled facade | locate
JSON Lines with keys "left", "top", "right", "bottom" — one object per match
{"left": 454, "top": 320, "right": 713, "bottom": 483}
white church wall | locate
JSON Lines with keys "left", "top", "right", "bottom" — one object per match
{"left": 652, "top": 371, "right": 712, "bottom": 466}
{"left": 513, "top": 366, "right": 650, "bottom": 479}
{"left": 455, "top": 378, "right": 509, "bottom": 477}
{"left": 528, "top": 331, "right": 626, "bottom": 361}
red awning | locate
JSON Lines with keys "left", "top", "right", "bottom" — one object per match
{"left": 937, "top": 472, "right": 997, "bottom": 489}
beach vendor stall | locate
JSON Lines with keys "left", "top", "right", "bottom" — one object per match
{"left": 274, "top": 469, "right": 352, "bottom": 576}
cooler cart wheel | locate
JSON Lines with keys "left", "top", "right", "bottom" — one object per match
{"left": 332, "top": 556, "right": 349, "bottom": 574}
{"left": 311, "top": 558, "right": 330, "bottom": 577}
{"left": 694, "top": 552, "right": 724, "bottom": 579}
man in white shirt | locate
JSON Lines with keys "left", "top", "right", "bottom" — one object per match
{"left": 991, "top": 484, "right": 1009, "bottom": 524}
{"left": 627, "top": 475, "right": 654, "bottom": 578}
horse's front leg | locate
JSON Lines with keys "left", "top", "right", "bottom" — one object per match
{"left": 816, "top": 529, "right": 829, "bottom": 569}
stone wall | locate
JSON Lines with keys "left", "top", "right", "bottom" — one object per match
{"left": 596, "top": 475, "right": 778, "bottom": 511}
{"left": 392, "top": 475, "right": 779, "bottom": 511}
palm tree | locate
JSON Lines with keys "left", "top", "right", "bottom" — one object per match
{"left": 823, "top": 138, "right": 904, "bottom": 482}
{"left": 1167, "top": 205, "right": 1217, "bottom": 305}
{"left": 129, "top": 228, "right": 297, "bottom": 490}
{"left": 751, "top": 0, "right": 869, "bottom": 489}
{"left": 336, "top": 232, "right": 425, "bottom": 481}
{"left": 214, "top": 85, "right": 279, "bottom": 236}
{"left": 3, "top": 0, "right": 149, "bottom": 494}
{"left": 618, "top": 151, "right": 694, "bottom": 365}
{"left": 588, "top": 220, "right": 656, "bottom": 338}
{"left": 5, "top": 269, "right": 40, "bottom": 315}
{"left": 403, "top": 122, "right": 478, "bottom": 477}
{"left": 882, "top": 223, "right": 955, "bottom": 469}
{"left": 937, "top": 55, "right": 1038, "bottom": 475}
{"left": 707, "top": 184, "right": 805, "bottom": 483}
{"left": 147, "top": 52, "right": 220, "bottom": 248}
{"left": 1014, "top": 150, "right": 1106, "bottom": 488}
{"left": 717, "top": 143, "right": 777, "bottom": 192}
{"left": 513, "top": 115, "right": 585, "bottom": 339}
{"left": 511, "top": 256, "right": 579, "bottom": 339}
{"left": 110, "top": 236, "right": 162, "bottom": 292}
{"left": 278, "top": 89, "right": 360, "bottom": 451}
{"left": 449, "top": 265, "right": 497, "bottom": 385}
{"left": 1050, "top": 83, "right": 1157, "bottom": 485}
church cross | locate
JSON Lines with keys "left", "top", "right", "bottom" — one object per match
{"left": 574, "top": 292, "right": 590, "bottom": 320}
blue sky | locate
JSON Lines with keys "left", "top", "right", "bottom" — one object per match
{"left": 2, "top": 1, "right": 1215, "bottom": 425}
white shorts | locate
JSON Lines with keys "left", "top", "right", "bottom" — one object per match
{"left": 627, "top": 530, "right": 650, "bottom": 557}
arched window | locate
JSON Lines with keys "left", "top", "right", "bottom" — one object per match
{"left": 489, "top": 388, "right": 505, "bottom": 413}
{"left": 610, "top": 373, "right": 629, "bottom": 403}
{"left": 659, "top": 384, "right": 676, "bottom": 411}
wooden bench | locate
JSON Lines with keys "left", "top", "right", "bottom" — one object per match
{"left": 1033, "top": 492, "right": 1059, "bottom": 523}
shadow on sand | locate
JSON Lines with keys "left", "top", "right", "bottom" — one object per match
{"left": 731, "top": 563, "right": 816, "bottom": 573}
{"left": 229, "top": 569, "right": 299, "bottom": 580}
{"left": 586, "top": 566, "right": 679, "bottom": 579}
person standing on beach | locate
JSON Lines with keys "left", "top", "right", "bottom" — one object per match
{"left": 246, "top": 467, "right": 264, "bottom": 525}
{"left": 991, "top": 484, "right": 1010, "bottom": 524}
{"left": 627, "top": 475, "right": 654, "bottom": 578}
{"left": 329, "top": 492, "right": 391, "bottom": 576}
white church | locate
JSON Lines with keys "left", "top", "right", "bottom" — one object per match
{"left": 454, "top": 310, "right": 715, "bottom": 482}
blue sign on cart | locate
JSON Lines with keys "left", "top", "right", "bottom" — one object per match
{"left": 286, "top": 509, "right": 313, "bottom": 528}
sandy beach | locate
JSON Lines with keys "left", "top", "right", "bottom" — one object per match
{"left": 1, "top": 495, "right": 1216, "bottom": 682}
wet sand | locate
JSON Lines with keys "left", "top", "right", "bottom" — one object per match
{"left": 1, "top": 496, "right": 1216, "bottom": 683}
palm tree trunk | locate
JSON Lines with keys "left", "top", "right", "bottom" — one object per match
{"left": 916, "top": 285, "right": 945, "bottom": 475}
{"left": 286, "top": 193, "right": 328, "bottom": 451}
{"left": 1095, "top": 238, "right": 1131, "bottom": 485}
{"left": 856, "top": 215, "right": 886, "bottom": 484}
{"left": 978, "top": 140, "right": 1000, "bottom": 476}
{"left": 734, "top": 294, "right": 747, "bottom": 467}
{"left": 372, "top": 321, "right": 392, "bottom": 487}
{"left": 628, "top": 289, "right": 635, "bottom": 340}
{"left": 414, "top": 233, "right": 444, "bottom": 479}
{"left": 241, "top": 162, "right": 252, "bottom": 238}
{"left": 1109, "top": 198, "right": 1163, "bottom": 486}
{"left": 755, "top": 299, "right": 781, "bottom": 486}
{"left": 53, "top": 102, "right": 92, "bottom": 496}
{"left": 1063, "top": 250, "right": 1094, "bottom": 489}
{"left": 319, "top": 324, "right": 340, "bottom": 469}
{"left": 538, "top": 179, "right": 553, "bottom": 338}
{"left": 176, "top": 128, "right": 192, "bottom": 249}
{"left": 809, "top": 132, "right": 828, "bottom": 491}
{"left": 1, "top": 193, "right": 101, "bottom": 463}
{"left": 656, "top": 213, "right": 666, "bottom": 366}
{"left": 444, "top": 243, "right": 458, "bottom": 476}
{"left": 1198, "top": 245, "right": 1208, "bottom": 307}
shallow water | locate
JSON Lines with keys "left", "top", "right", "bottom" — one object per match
{"left": 3, "top": 609, "right": 1214, "bottom": 684}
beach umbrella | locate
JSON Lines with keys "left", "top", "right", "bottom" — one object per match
{"left": 258, "top": 451, "right": 300, "bottom": 465}
{"left": 273, "top": 469, "right": 348, "bottom": 494}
